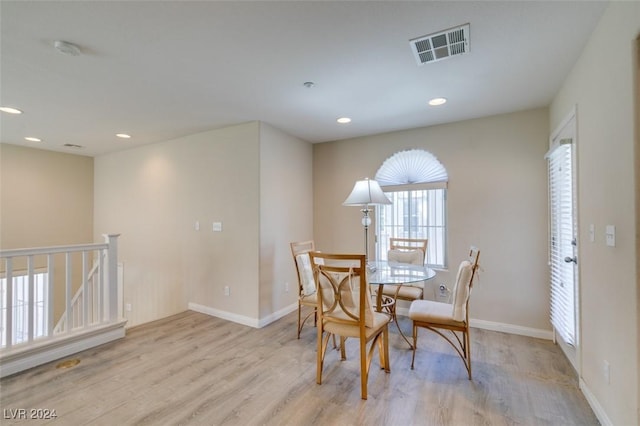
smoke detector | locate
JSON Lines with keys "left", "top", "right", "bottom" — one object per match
{"left": 54, "top": 40, "right": 82, "bottom": 56}
{"left": 410, "top": 24, "right": 469, "bottom": 65}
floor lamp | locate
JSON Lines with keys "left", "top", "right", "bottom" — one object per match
{"left": 343, "top": 178, "right": 391, "bottom": 266}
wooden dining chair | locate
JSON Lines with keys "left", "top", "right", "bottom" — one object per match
{"left": 309, "top": 251, "right": 391, "bottom": 400}
{"left": 409, "top": 246, "right": 480, "bottom": 379}
{"left": 382, "top": 237, "right": 429, "bottom": 303}
{"left": 390, "top": 237, "right": 429, "bottom": 253}
{"left": 290, "top": 240, "right": 319, "bottom": 339}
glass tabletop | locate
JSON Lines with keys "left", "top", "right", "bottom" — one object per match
{"left": 368, "top": 260, "right": 436, "bottom": 285}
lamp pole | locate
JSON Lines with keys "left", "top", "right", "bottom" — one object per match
{"left": 361, "top": 206, "right": 372, "bottom": 265}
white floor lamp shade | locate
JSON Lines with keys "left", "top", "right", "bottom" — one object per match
{"left": 343, "top": 178, "right": 391, "bottom": 264}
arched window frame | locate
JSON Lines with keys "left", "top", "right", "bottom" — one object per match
{"left": 374, "top": 149, "right": 448, "bottom": 269}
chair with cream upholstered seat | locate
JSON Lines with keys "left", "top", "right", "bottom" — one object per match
{"left": 409, "top": 246, "right": 480, "bottom": 379}
{"left": 381, "top": 237, "right": 429, "bottom": 303}
{"left": 290, "top": 240, "right": 319, "bottom": 339}
{"left": 309, "top": 251, "right": 391, "bottom": 400}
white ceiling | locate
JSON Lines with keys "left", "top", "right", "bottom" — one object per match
{"left": 1, "top": 1, "right": 608, "bottom": 157}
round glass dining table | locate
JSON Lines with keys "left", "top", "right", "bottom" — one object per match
{"left": 368, "top": 260, "right": 436, "bottom": 348}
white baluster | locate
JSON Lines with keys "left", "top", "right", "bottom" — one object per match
{"left": 27, "top": 256, "right": 34, "bottom": 342}
{"left": 5, "top": 258, "right": 13, "bottom": 348}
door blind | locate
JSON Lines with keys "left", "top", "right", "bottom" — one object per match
{"left": 547, "top": 141, "right": 576, "bottom": 346}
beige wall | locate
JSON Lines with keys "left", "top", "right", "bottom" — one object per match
{"left": 258, "top": 123, "right": 313, "bottom": 320}
{"left": 94, "top": 121, "right": 313, "bottom": 328}
{"left": 94, "top": 123, "right": 261, "bottom": 327}
{"left": 0, "top": 143, "right": 94, "bottom": 322}
{"left": 313, "top": 108, "right": 550, "bottom": 333}
{"left": 550, "top": 2, "right": 639, "bottom": 425}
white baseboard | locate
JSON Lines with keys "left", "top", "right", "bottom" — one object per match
{"left": 394, "top": 308, "right": 552, "bottom": 340}
{"left": 0, "top": 320, "right": 127, "bottom": 378}
{"left": 579, "top": 378, "right": 612, "bottom": 426}
{"left": 188, "top": 303, "right": 260, "bottom": 327}
{"left": 257, "top": 303, "right": 298, "bottom": 328}
{"left": 190, "top": 302, "right": 551, "bottom": 340}
{"left": 470, "top": 318, "right": 553, "bottom": 340}
{"left": 187, "top": 302, "right": 297, "bottom": 329}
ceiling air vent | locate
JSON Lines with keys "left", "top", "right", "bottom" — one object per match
{"left": 410, "top": 24, "right": 470, "bottom": 66}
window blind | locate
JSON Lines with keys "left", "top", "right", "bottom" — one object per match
{"left": 547, "top": 141, "right": 576, "bottom": 346}
{"left": 376, "top": 189, "right": 447, "bottom": 268}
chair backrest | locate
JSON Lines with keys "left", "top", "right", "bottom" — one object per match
{"left": 290, "top": 241, "right": 316, "bottom": 296}
{"left": 388, "top": 238, "right": 428, "bottom": 265}
{"left": 451, "top": 247, "right": 481, "bottom": 322}
{"left": 308, "top": 252, "right": 375, "bottom": 328}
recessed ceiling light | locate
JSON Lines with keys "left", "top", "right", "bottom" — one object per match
{"left": 428, "top": 97, "right": 447, "bottom": 106}
{"left": 337, "top": 117, "right": 352, "bottom": 124}
{"left": 24, "top": 137, "right": 42, "bottom": 142}
{"left": 0, "top": 106, "right": 23, "bottom": 114}
{"left": 116, "top": 133, "right": 131, "bottom": 139}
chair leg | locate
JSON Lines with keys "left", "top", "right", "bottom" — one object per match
{"left": 317, "top": 326, "right": 329, "bottom": 385}
{"left": 297, "top": 303, "right": 302, "bottom": 339}
{"left": 383, "top": 326, "right": 390, "bottom": 373}
{"left": 377, "top": 332, "right": 384, "bottom": 369}
{"left": 392, "top": 307, "right": 415, "bottom": 349}
{"left": 359, "top": 338, "right": 368, "bottom": 400}
{"left": 340, "top": 337, "right": 346, "bottom": 360}
{"left": 465, "top": 330, "right": 472, "bottom": 380}
{"left": 417, "top": 325, "right": 472, "bottom": 380}
{"left": 411, "top": 322, "right": 418, "bottom": 370}
{"left": 299, "top": 305, "right": 320, "bottom": 339}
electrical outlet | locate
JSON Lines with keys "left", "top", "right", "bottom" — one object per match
{"left": 285, "top": 282, "right": 289, "bottom": 293}
{"left": 437, "top": 284, "right": 449, "bottom": 302}
{"left": 125, "top": 303, "right": 132, "bottom": 312}
{"left": 224, "top": 286, "right": 230, "bottom": 296}
{"left": 603, "top": 360, "right": 610, "bottom": 384}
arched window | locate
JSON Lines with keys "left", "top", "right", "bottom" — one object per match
{"left": 375, "top": 149, "right": 448, "bottom": 268}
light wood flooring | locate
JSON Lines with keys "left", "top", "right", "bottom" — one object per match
{"left": 0, "top": 310, "right": 599, "bottom": 425}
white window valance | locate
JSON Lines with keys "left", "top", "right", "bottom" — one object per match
{"left": 375, "top": 149, "right": 448, "bottom": 189}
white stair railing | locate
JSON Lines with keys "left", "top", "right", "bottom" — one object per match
{"left": 0, "top": 234, "right": 121, "bottom": 350}
{"left": 53, "top": 254, "right": 103, "bottom": 334}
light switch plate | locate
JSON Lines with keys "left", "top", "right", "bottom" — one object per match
{"left": 213, "top": 222, "right": 223, "bottom": 232}
{"left": 589, "top": 224, "right": 595, "bottom": 242}
{"left": 605, "top": 225, "right": 615, "bottom": 247}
